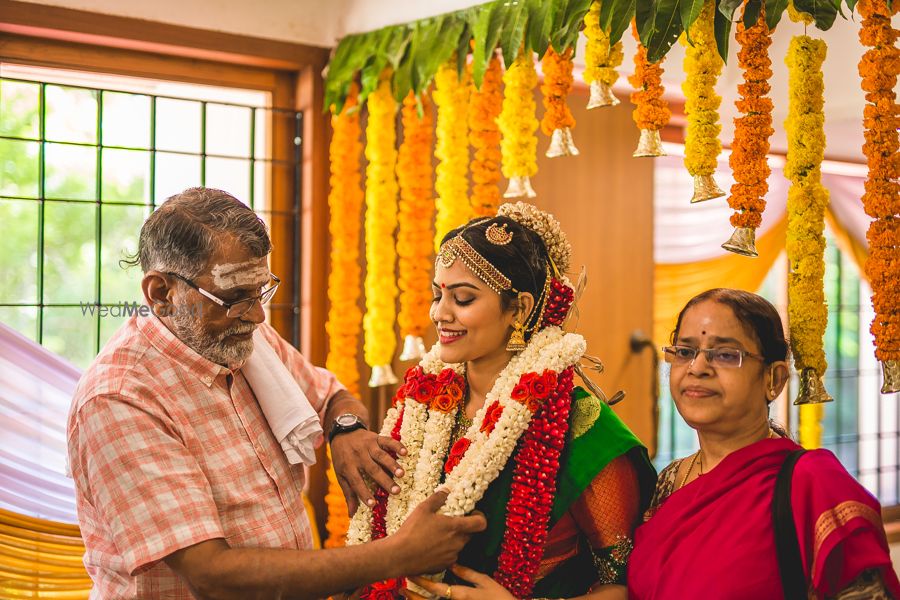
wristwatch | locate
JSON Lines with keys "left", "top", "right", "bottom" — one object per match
{"left": 328, "top": 413, "right": 367, "bottom": 443}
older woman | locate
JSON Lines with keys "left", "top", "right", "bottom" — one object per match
{"left": 349, "top": 203, "right": 656, "bottom": 600}
{"left": 628, "top": 288, "right": 900, "bottom": 599}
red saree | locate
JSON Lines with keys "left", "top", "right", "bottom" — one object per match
{"left": 628, "top": 437, "right": 900, "bottom": 599}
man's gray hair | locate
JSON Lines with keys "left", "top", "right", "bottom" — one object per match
{"left": 125, "top": 187, "right": 271, "bottom": 277}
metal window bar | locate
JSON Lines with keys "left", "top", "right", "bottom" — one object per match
{"left": 0, "top": 74, "right": 302, "bottom": 362}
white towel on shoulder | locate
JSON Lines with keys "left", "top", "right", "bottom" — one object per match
{"left": 241, "top": 329, "right": 322, "bottom": 466}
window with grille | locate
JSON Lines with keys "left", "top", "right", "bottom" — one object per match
{"left": 0, "top": 63, "right": 302, "bottom": 369}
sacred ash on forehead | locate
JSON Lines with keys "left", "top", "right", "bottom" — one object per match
{"left": 211, "top": 261, "right": 269, "bottom": 290}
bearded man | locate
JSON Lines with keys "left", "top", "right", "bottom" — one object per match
{"left": 67, "top": 187, "right": 483, "bottom": 599}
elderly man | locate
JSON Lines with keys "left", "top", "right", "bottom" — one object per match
{"left": 67, "top": 187, "right": 484, "bottom": 599}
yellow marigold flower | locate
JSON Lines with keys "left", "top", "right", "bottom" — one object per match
{"left": 326, "top": 83, "right": 364, "bottom": 395}
{"left": 397, "top": 92, "right": 435, "bottom": 339}
{"left": 681, "top": 1, "right": 723, "bottom": 178}
{"left": 433, "top": 58, "right": 473, "bottom": 250}
{"left": 498, "top": 51, "right": 539, "bottom": 179}
{"left": 541, "top": 46, "right": 576, "bottom": 135}
{"left": 584, "top": 1, "right": 623, "bottom": 88}
{"left": 363, "top": 73, "right": 399, "bottom": 369}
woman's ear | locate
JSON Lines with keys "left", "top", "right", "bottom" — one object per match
{"left": 515, "top": 292, "right": 535, "bottom": 324}
{"left": 767, "top": 361, "right": 790, "bottom": 400}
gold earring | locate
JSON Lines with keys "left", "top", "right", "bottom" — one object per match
{"left": 506, "top": 321, "right": 526, "bottom": 352}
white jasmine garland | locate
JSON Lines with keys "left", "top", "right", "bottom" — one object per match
{"left": 386, "top": 400, "right": 428, "bottom": 534}
{"left": 347, "top": 328, "right": 584, "bottom": 543}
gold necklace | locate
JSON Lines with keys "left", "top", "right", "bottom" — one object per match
{"left": 678, "top": 451, "right": 701, "bottom": 490}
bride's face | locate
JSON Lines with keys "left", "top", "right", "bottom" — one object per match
{"left": 431, "top": 260, "right": 517, "bottom": 365}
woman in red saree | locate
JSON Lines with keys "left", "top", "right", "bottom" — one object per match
{"left": 628, "top": 288, "right": 900, "bottom": 600}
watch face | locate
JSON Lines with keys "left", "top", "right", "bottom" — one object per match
{"left": 336, "top": 414, "right": 358, "bottom": 427}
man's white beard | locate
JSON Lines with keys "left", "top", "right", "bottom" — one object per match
{"left": 170, "top": 310, "right": 256, "bottom": 367}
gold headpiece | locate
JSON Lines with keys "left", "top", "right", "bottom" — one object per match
{"left": 437, "top": 235, "right": 515, "bottom": 295}
{"left": 485, "top": 222, "right": 513, "bottom": 245}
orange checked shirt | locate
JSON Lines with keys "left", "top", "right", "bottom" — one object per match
{"left": 67, "top": 314, "right": 344, "bottom": 599}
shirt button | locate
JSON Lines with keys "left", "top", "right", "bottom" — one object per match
{"left": 203, "top": 376, "right": 213, "bottom": 385}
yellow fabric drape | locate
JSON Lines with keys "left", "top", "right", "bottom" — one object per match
{"left": 0, "top": 508, "right": 90, "bottom": 599}
{"left": 654, "top": 215, "right": 788, "bottom": 347}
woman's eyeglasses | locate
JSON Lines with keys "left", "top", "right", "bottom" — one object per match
{"left": 662, "top": 345, "right": 765, "bottom": 369}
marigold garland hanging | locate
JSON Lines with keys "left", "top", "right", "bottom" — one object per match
{"left": 584, "top": 1, "right": 623, "bottom": 108}
{"left": 326, "top": 83, "right": 364, "bottom": 395}
{"left": 681, "top": 0, "right": 725, "bottom": 202}
{"left": 323, "top": 446, "right": 349, "bottom": 548}
{"left": 629, "top": 24, "right": 670, "bottom": 158}
{"left": 541, "top": 46, "right": 579, "bottom": 157}
{"left": 723, "top": 3, "right": 774, "bottom": 258}
{"left": 469, "top": 54, "right": 504, "bottom": 217}
{"left": 858, "top": 0, "right": 900, "bottom": 391}
{"left": 784, "top": 32, "right": 833, "bottom": 413}
{"left": 363, "top": 72, "right": 400, "bottom": 387}
{"left": 433, "top": 58, "right": 473, "bottom": 250}
{"left": 498, "top": 50, "right": 539, "bottom": 198}
{"left": 397, "top": 92, "right": 435, "bottom": 363}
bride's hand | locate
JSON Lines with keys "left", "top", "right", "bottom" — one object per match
{"left": 405, "top": 565, "right": 515, "bottom": 600}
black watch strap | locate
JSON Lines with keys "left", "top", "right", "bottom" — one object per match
{"left": 328, "top": 414, "right": 367, "bottom": 443}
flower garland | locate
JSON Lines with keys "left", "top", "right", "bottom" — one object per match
{"left": 325, "top": 83, "right": 364, "bottom": 395}
{"left": 629, "top": 24, "right": 670, "bottom": 157}
{"left": 858, "top": 0, "right": 900, "bottom": 386}
{"left": 345, "top": 328, "right": 586, "bottom": 588}
{"left": 724, "top": 3, "right": 774, "bottom": 254}
{"left": 363, "top": 73, "right": 400, "bottom": 386}
{"left": 785, "top": 31, "right": 832, "bottom": 412}
{"left": 681, "top": 0, "right": 725, "bottom": 202}
{"left": 470, "top": 54, "right": 504, "bottom": 217}
{"left": 498, "top": 50, "right": 539, "bottom": 198}
{"left": 358, "top": 408, "right": 406, "bottom": 600}
{"left": 434, "top": 58, "right": 473, "bottom": 251}
{"left": 584, "top": 0, "right": 623, "bottom": 108}
{"left": 397, "top": 91, "right": 435, "bottom": 361}
{"left": 494, "top": 367, "right": 574, "bottom": 597}
{"left": 541, "top": 46, "right": 579, "bottom": 157}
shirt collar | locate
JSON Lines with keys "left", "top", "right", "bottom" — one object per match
{"left": 136, "top": 313, "right": 231, "bottom": 387}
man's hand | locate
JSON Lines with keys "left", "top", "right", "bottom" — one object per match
{"left": 389, "top": 490, "right": 487, "bottom": 576}
{"left": 331, "top": 429, "right": 407, "bottom": 515}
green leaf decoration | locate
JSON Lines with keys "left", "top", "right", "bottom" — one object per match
{"left": 714, "top": 0, "right": 734, "bottom": 63}
{"left": 526, "top": 0, "right": 555, "bottom": 57}
{"left": 324, "top": 34, "right": 373, "bottom": 113}
{"left": 553, "top": 0, "right": 593, "bottom": 54}
{"left": 718, "top": 0, "right": 744, "bottom": 20}
{"left": 601, "top": 0, "right": 636, "bottom": 45}
{"left": 742, "top": 0, "right": 762, "bottom": 29}
{"left": 472, "top": 1, "right": 507, "bottom": 87}
{"left": 764, "top": 0, "right": 790, "bottom": 30}
{"left": 637, "top": 0, "right": 684, "bottom": 62}
{"left": 844, "top": 0, "right": 859, "bottom": 12}
{"left": 793, "top": 0, "right": 839, "bottom": 29}
{"left": 456, "top": 17, "right": 475, "bottom": 78}
{"left": 680, "top": 0, "right": 706, "bottom": 44}
{"left": 415, "top": 17, "right": 466, "bottom": 94}
{"left": 500, "top": 0, "right": 529, "bottom": 67}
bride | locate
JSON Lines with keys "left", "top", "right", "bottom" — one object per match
{"left": 349, "top": 202, "right": 656, "bottom": 600}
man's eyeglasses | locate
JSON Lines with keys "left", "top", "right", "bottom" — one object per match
{"left": 167, "top": 272, "right": 280, "bottom": 318}
{"left": 662, "top": 345, "right": 766, "bottom": 369}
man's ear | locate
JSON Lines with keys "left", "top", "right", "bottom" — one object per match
{"left": 142, "top": 271, "right": 175, "bottom": 317}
